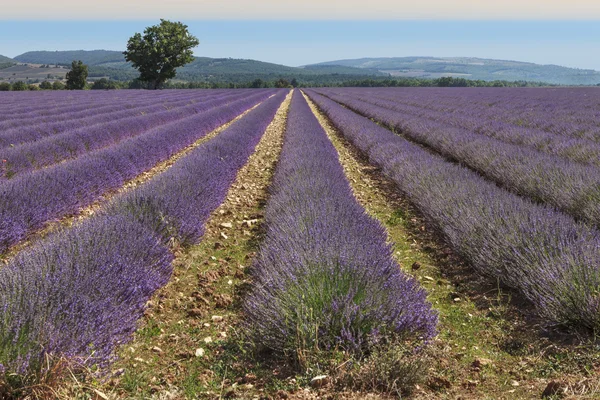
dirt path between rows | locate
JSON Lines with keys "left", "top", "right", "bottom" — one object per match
{"left": 76, "top": 90, "right": 294, "bottom": 400}
{"left": 302, "top": 91, "right": 600, "bottom": 400}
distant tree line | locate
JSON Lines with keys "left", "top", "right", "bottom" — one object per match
{"left": 332, "top": 76, "right": 553, "bottom": 88}
{"left": 0, "top": 75, "right": 557, "bottom": 92}
{"left": 0, "top": 78, "right": 126, "bottom": 91}
{"left": 0, "top": 80, "right": 66, "bottom": 91}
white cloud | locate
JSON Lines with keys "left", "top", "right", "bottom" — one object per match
{"left": 3, "top": 0, "right": 600, "bottom": 20}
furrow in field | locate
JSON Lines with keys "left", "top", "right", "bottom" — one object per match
{"left": 0, "top": 93, "right": 277, "bottom": 265}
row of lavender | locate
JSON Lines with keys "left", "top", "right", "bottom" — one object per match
{"left": 0, "top": 89, "right": 224, "bottom": 121}
{"left": 334, "top": 87, "right": 600, "bottom": 141}
{"left": 0, "top": 90, "right": 200, "bottom": 133}
{"left": 0, "top": 90, "right": 235, "bottom": 148}
{"left": 0, "top": 90, "right": 256, "bottom": 179}
{"left": 305, "top": 89, "right": 600, "bottom": 332}
{"left": 313, "top": 89, "right": 600, "bottom": 229}
{"left": 320, "top": 88, "right": 600, "bottom": 166}
{"left": 244, "top": 92, "right": 436, "bottom": 360}
{"left": 0, "top": 91, "right": 287, "bottom": 390}
{"left": 0, "top": 90, "right": 275, "bottom": 254}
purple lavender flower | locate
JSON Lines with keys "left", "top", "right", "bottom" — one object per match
{"left": 244, "top": 91, "right": 437, "bottom": 359}
{"left": 0, "top": 90, "right": 287, "bottom": 385}
{"left": 306, "top": 89, "right": 600, "bottom": 332}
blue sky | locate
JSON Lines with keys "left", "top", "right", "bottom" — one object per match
{"left": 1, "top": 20, "right": 599, "bottom": 70}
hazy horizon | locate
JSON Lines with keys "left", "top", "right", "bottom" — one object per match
{"left": 1, "top": 1, "right": 599, "bottom": 71}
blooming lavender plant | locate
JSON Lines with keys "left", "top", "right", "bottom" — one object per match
{"left": 244, "top": 92, "right": 437, "bottom": 361}
{"left": 322, "top": 88, "right": 600, "bottom": 166}
{"left": 322, "top": 87, "right": 600, "bottom": 143}
{"left": 0, "top": 216, "right": 173, "bottom": 386}
{"left": 0, "top": 90, "right": 287, "bottom": 389}
{"left": 0, "top": 91, "right": 257, "bottom": 178}
{"left": 0, "top": 90, "right": 275, "bottom": 254}
{"left": 0, "top": 90, "right": 193, "bottom": 138}
{"left": 314, "top": 89, "right": 600, "bottom": 228}
{"left": 0, "top": 89, "right": 204, "bottom": 125}
{"left": 110, "top": 91, "right": 288, "bottom": 245}
{"left": 306, "top": 89, "right": 600, "bottom": 332}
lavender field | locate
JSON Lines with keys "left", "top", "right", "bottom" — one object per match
{"left": 1, "top": 87, "right": 600, "bottom": 399}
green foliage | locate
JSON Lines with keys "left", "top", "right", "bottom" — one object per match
{"left": 0, "top": 82, "right": 10, "bottom": 91}
{"left": 65, "top": 60, "right": 88, "bottom": 90}
{"left": 39, "top": 81, "right": 52, "bottom": 90}
{"left": 274, "top": 78, "right": 290, "bottom": 88}
{"left": 52, "top": 81, "right": 65, "bottom": 90}
{"left": 123, "top": 19, "right": 199, "bottom": 89}
{"left": 127, "top": 78, "right": 152, "bottom": 89}
{"left": 250, "top": 78, "right": 265, "bottom": 88}
{"left": 11, "top": 81, "right": 28, "bottom": 91}
{"left": 90, "top": 78, "right": 121, "bottom": 90}
{"left": 27, "top": 84, "right": 39, "bottom": 91}
{"left": 331, "top": 76, "right": 550, "bottom": 88}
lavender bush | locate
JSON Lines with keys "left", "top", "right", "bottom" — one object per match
{"left": 244, "top": 92, "right": 437, "bottom": 362}
{"left": 318, "top": 88, "right": 600, "bottom": 166}
{"left": 321, "top": 87, "right": 600, "bottom": 142}
{"left": 314, "top": 89, "right": 600, "bottom": 228}
{"left": 0, "top": 91, "right": 255, "bottom": 178}
{"left": 0, "top": 90, "right": 193, "bottom": 137}
{"left": 0, "top": 216, "right": 173, "bottom": 389}
{"left": 110, "top": 91, "right": 288, "bottom": 245}
{"left": 305, "top": 89, "right": 600, "bottom": 332}
{"left": 0, "top": 90, "right": 274, "bottom": 254}
{"left": 0, "top": 90, "right": 287, "bottom": 391}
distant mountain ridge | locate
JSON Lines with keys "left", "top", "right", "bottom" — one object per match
{"left": 14, "top": 50, "right": 387, "bottom": 81}
{"left": 11, "top": 51, "right": 600, "bottom": 85}
{"left": 308, "top": 56, "right": 600, "bottom": 85}
{"left": 15, "top": 50, "right": 123, "bottom": 65}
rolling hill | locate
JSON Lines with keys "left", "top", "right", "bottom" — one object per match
{"left": 14, "top": 50, "right": 124, "bottom": 65}
{"left": 12, "top": 51, "right": 600, "bottom": 85}
{"left": 0, "top": 54, "right": 15, "bottom": 69}
{"left": 14, "top": 50, "right": 387, "bottom": 83}
{"left": 308, "top": 56, "right": 600, "bottom": 85}
{"left": 0, "top": 54, "right": 15, "bottom": 63}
